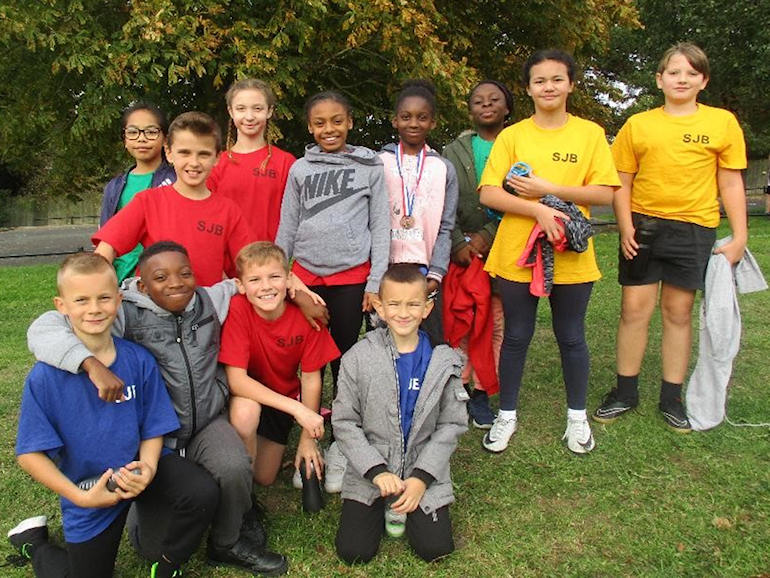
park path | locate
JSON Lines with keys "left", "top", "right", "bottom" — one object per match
{"left": 0, "top": 225, "right": 96, "bottom": 265}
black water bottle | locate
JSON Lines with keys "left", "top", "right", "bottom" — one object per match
{"left": 299, "top": 459, "right": 324, "bottom": 513}
{"left": 629, "top": 219, "right": 657, "bottom": 279}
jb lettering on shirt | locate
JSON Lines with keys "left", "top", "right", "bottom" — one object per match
{"left": 196, "top": 221, "right": 224, "bottom": 236}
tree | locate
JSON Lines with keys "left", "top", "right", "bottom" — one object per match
{"left": 599, "top": 0, "right": 770, "bottom": 156}
{"left": 0, "top": 0, "right": 639, "bottom": 198}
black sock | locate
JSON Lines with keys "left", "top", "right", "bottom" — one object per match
{"left": 616, "top": 374, "right": 639, "bottom": 400}
{"left": 660, "top": 380, "right": 682, "bottom": 404}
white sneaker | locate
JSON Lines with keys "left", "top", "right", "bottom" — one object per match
{"left": 324, "top": 442, "right": 346, "bottom": 493}
{"left": 562, "top": 417, "right": 596, "bottom": 454}
{"left": 291, "top": 467, "right": 302, "bottom": 489}
{"left": 482, "top": 415, "right": 517, "bottom": 453}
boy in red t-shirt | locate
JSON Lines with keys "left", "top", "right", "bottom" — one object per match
{"left": 93, "top": 111, "right": 253, "bottom": 286}
{"left": 220, "top": 242, "right": 340, "bottom": 488}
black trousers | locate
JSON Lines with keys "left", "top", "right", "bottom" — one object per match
{"left": 309, "top": 283, "right": 366, "bottom": 398}
{"left": 31, "top": 453, "right": 219, "bottom": 577}
{"left": 336, "top": 497, "right": 454, "bottom": 564}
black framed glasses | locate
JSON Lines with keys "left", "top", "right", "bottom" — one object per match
{"left": 124, "top": 126, "right": 162, "bottom": 140}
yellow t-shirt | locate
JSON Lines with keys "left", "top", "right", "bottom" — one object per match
{"left": 480, "top": 115, "right": 620, "bottom": 284}
{"left": 612, "top": 104, "right": 746, "bottom": 228}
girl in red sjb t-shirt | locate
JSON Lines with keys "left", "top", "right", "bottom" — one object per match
{"left": 207, "top": 79, "right": 296, "bottom": 242}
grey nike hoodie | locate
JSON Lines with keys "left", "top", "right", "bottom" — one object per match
{"left": 275, "top": 144, "right": 390, "bottom": 293}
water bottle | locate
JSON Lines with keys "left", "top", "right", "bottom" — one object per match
{"left": 502, "top": 161, "right": 532, "bottom": 195}
{"left": 385, "top": 497, "right": 406, "bottom": 538}
{"left": 77, "top": 468, "right": 141, "bottom": 492}
{"left": 299, "top": 459, "right": 324, "bottom": 513}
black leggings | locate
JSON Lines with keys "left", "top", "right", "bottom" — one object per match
{"left": 31, "top": 453, "right": 219, "bottom": 577}
{"left": 309, "top": 283, "right": 366, "bottom": 398}
{"left": 498, "top": 279, "right": 594, "bottom": 411}
{"left": 336, "top": 498, "right": 454, "bottom": 564}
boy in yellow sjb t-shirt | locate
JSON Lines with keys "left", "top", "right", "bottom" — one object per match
{"left": 593, "top": 42, "right": 747, "bottom": 432}
{"left": 478, "top": 49, "right": 619, "bottom": 456}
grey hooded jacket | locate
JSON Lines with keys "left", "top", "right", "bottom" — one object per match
{"left": 27, "top": 279, "right": 236, "bottom": 449}
{"left": 332, "top": 327, "right": 468, "bottom": 514}
{"left": 275, "top": 144, "right": 390, "bottom": 293}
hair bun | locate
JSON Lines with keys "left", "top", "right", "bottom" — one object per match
{"left": 401, "top": 78, "right": 436, "bottom": 96}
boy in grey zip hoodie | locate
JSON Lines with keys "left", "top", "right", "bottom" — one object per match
{"left": 27, "top": 241, "right": 289, "bottom": 576}
{"left": 332, "top": 264, "right": 468, "bottom": 563}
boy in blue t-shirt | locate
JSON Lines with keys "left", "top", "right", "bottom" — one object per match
{"left": 9, "top": 253, "right": 218, "bottom": 578}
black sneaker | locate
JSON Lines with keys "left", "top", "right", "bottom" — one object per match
{"left": 592, "top": 389, "right": 638, "bottom": 423}
{"left": 7, "top": 516, "right": 48, "bottom": 560}
{"left": 208, "top": 536, "right": 288, "bottom": 576}
{"left": 241, "top": 505, "right": 267, "bottom": 550}
{"left": 659, "top": 398, "right": 692, "bottom": 433}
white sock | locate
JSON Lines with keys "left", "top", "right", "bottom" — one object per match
{"left": 499, "top": 409, "right": 517, "bottom": 421}
{"left": 567, "top": 408, "right": 587, "bottom": 421}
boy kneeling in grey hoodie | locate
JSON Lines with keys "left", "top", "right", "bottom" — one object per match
{"left": 332, "top": 263, "right": 468, "bottom": 563}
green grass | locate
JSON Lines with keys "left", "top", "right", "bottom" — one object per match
{"left": 2, "top": 221, "right": 770, "bottom": 577}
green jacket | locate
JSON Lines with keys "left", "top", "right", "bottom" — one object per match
{"left": 442, "top": 131, "right": 499, "bottom": 256}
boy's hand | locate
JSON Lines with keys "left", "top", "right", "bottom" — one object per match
{"left": 295, "top": 435, "right": 324, "bottom": 481}
{"left": 82, "top": 357, "right": 125, "bottom": 402}
{"left": 292, "top": 290, "right": 330, "bottom": 331}
{"left": 112, "top": 460, "right": 154, "bottom": 499}
{"left": 295, "top": 405, "right": 324, "bottom": 439}
{"left": 391, "top": 477, "right": 426, "bottom": 514}
{"left": 372, "top": 472, "right": 405, "bottom": 497}
{"left": 619, "top": 227, "right": 638, "bottom": 261}
{"left": 714, "top": 237, "right": 747, "bottom": 265}
{"left": 77, "top": 469, "right": 122, "bottom": 508}
{"left": 362, "top": 291, "right": 378, "bottom": 312}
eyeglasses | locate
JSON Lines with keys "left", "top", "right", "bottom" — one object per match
{"left": 124, "top": 126, "right": 162, "bottom": 140}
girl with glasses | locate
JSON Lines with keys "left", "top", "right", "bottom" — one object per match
{"left": 100, "top": 102, "right": 176, "bottom": 283}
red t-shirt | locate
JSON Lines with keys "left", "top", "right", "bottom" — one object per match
{"left": 291, "top": 260, "right": 371, "bottom": 287}
{"left": 93, "top": 185, "right": 254, "bottom": 286}
{"left": 219, "top": 295, "right": 340, "bottom": 397}
{"left": 207, "top": 146, "right": 295, "bottom": 241}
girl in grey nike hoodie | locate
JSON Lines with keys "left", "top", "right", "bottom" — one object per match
{"left": 275, "top": 91, "right": 390, "bottom": 423}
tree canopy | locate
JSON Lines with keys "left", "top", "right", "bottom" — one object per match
{"left": 600, "top": 0, "right": 770, "bottom": 156}
{"left": 4, "top": 1, "right": 764, "bottom": 199}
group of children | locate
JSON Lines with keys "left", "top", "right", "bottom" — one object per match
{"left": 8, "top": 40, "right": 748, "bottom": 576}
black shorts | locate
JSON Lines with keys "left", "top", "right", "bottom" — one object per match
{"left": 618, "top": 213, "right": 716, "bottom": 291}
{"left": 257, "top": 405, "right": 295, "bottom": 445}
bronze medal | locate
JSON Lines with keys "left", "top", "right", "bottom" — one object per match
{"left": 401, "top": 215, "right": 415, "bottom": 229}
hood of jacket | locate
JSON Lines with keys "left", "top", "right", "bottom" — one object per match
{"left": 303, "top": 143, "right": 382, "bottom": 167}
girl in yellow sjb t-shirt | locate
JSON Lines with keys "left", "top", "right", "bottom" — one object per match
{"left": 593, "top": 43, "right": 747, "bottom": 432}
{"left": 478, "top": 49, "right": 619, "bottom": 455}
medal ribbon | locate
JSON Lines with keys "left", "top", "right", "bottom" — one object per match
{"left": 395, "top": 142, "right": 427, "bottom": 221}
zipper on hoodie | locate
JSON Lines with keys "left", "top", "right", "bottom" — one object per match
{"left": 176, "top": 315, "right": 197, "bottom": 435}
{"left": 389, "top": 343, "right": 407, "bottom": 479}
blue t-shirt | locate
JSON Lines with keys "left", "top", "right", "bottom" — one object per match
{"left": 16, "top": 337, "right": 179, "bottom": 543}
{"left": 395, "top": 330, "right": 433, "bottom": 449}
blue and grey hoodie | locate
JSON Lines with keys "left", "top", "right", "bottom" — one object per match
{"left": 275, "top": 144, "right": 390, "bottom": 294}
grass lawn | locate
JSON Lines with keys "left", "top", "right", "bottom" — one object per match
{"left": 1, "top": 220, "right": 769, "bottom": 577}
